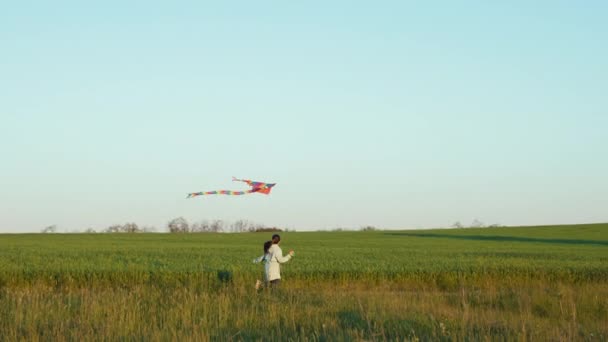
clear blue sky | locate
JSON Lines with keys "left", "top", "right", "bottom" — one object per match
{"left": 1, "top": 1, "right": 606, "bottom": 232}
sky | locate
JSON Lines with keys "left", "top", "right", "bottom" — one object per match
{"left": 1, "top": 1, "right": 607, "bottom": 233}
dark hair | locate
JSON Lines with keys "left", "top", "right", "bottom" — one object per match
{"left": 263, "top": 240, "right": 272, "bottom": 254}
{"left": 272, "top": 234, "right": 281, "bottom": 244}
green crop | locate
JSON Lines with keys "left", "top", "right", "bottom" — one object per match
{"left": 1, "top": 223, "right": 606, "bottom": 340}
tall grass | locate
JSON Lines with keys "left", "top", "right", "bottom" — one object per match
{"left": 1, "top": 223, "right": 607, "bottom": 340}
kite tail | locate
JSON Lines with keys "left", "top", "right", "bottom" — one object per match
{"left": 232, "top": 176, "right": 253, "bottom": 186}
{"left": 187, "top": 189, "right": 256, "bottom": 198}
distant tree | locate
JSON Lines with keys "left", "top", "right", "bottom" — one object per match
{"left": 191, "top": 220, "right": 210, "bottom": 233}
{"left": 248, "top": 223, "right": 266, "bottom": 232}
{"left": 105, "top": 224, "right": 123, "bottom": 233}
{"left": 122, "top": 222, "right": 142, "bottom": 233}
{"left": 41, "top": 225, "right": 57, "bottom": 233}
{"left": 360, "top": 226, "right": 378, "bottom": 231}
{"left": 84, "top": 227, "right": 96, "bottom": 233}
{"left": 168, "top": 217, "right": 190, "bottom": 233}
{"left": 103, "top": 223, "right": 142, "bottom": 233}
{"left": 470, "top": 219, "right": 484, "bottom": 228}
{"left": 231, "top": 219, "right": 252, "bottom": 233}
{"left": 451, "top": 221, "right": 463, "bottom": 229}
{"left": 209, "top": 220, "right": 224, "bottom": 233}
{"left": 254, "top": 227, "right": 283, "bottom": 233}
{"left": 187, "top": 219, "right": 225, "bottom": 233}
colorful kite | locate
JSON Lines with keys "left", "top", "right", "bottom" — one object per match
{"left": 187, "top": 177, "right": 276, "bottom": 198}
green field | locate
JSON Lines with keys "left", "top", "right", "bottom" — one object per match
{"left": 1, "top": 224, "right": 607, "bottom": 340}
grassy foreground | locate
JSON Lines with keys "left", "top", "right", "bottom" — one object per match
{"left": 1, "top": 224, "right": 607, "bottom": 340}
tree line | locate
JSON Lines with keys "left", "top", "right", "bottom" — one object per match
{"left": 41, "top": 219, "right": 285, "bottom": 234}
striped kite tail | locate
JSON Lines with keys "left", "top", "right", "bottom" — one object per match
{"left": 187, "top": 189, "right": 256, "bottom": 198}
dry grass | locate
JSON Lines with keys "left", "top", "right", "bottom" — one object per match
{"left": 1, "top": 278, "right": 606, "bottom": 341}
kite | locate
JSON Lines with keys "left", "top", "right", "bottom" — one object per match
{"left": 187, "top": 177, "right": 276, "bottom": 198}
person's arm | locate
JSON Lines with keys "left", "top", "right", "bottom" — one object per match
{"left": 252, "top": 255, "right": 266, "bottom": 263}
{"left": 274, "top": 247, "right": 293, "bottom": 263}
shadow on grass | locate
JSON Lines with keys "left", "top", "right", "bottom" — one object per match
{"left": 385, "top": 233, "right": 608, "bottom": 246}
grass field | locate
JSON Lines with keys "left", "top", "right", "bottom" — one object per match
{"left": 1, "top": 224, "right": 607, "bottom": 340}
